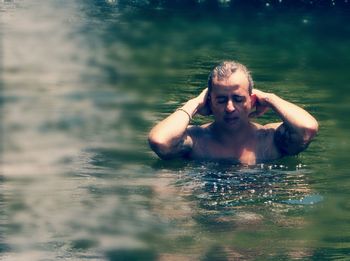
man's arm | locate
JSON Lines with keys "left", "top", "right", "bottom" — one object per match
{"left": 148, "top": 88, "right": 209, "bottom": 159}
{"left": 252, "top": 89, "right": 319, "bottom": 156}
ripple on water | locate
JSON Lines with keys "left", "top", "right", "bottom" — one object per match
{"left": 172, "top": 162, "right": 322, "bottom": 212}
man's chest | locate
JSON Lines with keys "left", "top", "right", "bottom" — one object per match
{"left": 190, "top": 133, "right": 280, "bottom": 164}
{"left": 190, "top": 138, "right": 254, "bottom": 164}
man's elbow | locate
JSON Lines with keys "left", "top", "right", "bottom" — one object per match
{"left": 148, "top": 134, "right": 174, "bottom": 160}
{"left": 303, "top": 120, "right": 319, "bottom": 143}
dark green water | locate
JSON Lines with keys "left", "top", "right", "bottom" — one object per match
{"left": 1, "top": 0, "right": 350, "bottom": 260}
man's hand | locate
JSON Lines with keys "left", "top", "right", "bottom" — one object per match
{"left": 249, "top": 89, "right": 271, "bottom": 118}
{"left": 148, "top": 87, "right": 211, "bottom": 159}
{"left": 194, "top": 88, "right": 212, "bottom": 116}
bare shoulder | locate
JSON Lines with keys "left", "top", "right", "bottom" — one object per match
{"left": 253, "top": 122, "right": 282, "bottom": 137}
{"left": 185, "top": 123, "right": 214, "bottom": 157}
{"left": 187, "top": 123, "right": 212, "bottom": 139}
{"left": 252, "top": 122, "right": 283, "bottom": 160}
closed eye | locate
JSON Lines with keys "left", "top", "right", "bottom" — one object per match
{"left": 233, "top": 95, "right": 244, "bottom": 103}
{"left": 216, "top": 97, "right": 227, "bottom": 104}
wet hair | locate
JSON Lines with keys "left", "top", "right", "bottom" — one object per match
{"left": 207, "top": 61, "right": 254, "bottom": 95}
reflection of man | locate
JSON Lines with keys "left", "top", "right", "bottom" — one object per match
{"left": 148, "top": 61, "right": 318, "bottom": 165}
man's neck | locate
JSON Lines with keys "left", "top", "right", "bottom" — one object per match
{"left": 211, "top": 121, "right": 255, "bottom": 145}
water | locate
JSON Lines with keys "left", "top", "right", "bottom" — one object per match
{"left": 1, "top": 0, "right": 350, "bottom": 260}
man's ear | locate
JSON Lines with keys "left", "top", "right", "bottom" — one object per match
{"left": 250, "top": 94, "right": 257, "bottom": 107}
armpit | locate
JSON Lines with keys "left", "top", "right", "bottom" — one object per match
{"left": 274, "top": 123, "right": 309, "bottom": 156}
{"left": 171, "top": 134, "right": 193, "bottom": 158}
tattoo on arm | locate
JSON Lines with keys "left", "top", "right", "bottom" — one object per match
{"left": 274, "top": 123, "right": 309, "bottom": 156}
{"left": 149, "top": 133, "right": 192, "bottom": 160}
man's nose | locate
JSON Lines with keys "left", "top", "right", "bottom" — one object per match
{"left": 226, "top": 100, "right": 235, "bottom": 113}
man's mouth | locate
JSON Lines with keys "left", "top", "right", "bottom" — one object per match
{"left": 224, "top": 116, "right": 239, "bottom": 124}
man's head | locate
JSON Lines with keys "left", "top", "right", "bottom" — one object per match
{"left": 207, "top": 61, "right": 255, "bottom": 130}
{"left": 208, "top": 61, "right": 254, "bottom": 95}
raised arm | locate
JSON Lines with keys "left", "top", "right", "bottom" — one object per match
{"left": 251, "top": 89, "right": 319, "bottom": 156}
{"left": 148, "top": 88, "right": 210, "bottom": 159}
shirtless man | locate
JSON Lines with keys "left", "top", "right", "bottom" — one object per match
{"left": 148, "top": 61, "right": 318, "bottom": 165}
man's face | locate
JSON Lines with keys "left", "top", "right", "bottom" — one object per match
{"left": 210, "top": 70, "right": 253, "bottom": 130}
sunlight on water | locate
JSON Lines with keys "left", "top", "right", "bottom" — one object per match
{"left": 179, "top": 163, "right": 319, "bottom": 208}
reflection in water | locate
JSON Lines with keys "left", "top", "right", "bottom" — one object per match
{"left": 1, "top": 0, "right": 349, "bottom": 260}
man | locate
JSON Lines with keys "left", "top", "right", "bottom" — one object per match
{"left": 148, "top": 61, "right": 318, "bottom": 165}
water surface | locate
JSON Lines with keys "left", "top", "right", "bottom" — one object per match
{"left": 1, "top": 0, "right": 350, "bottom": 260}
